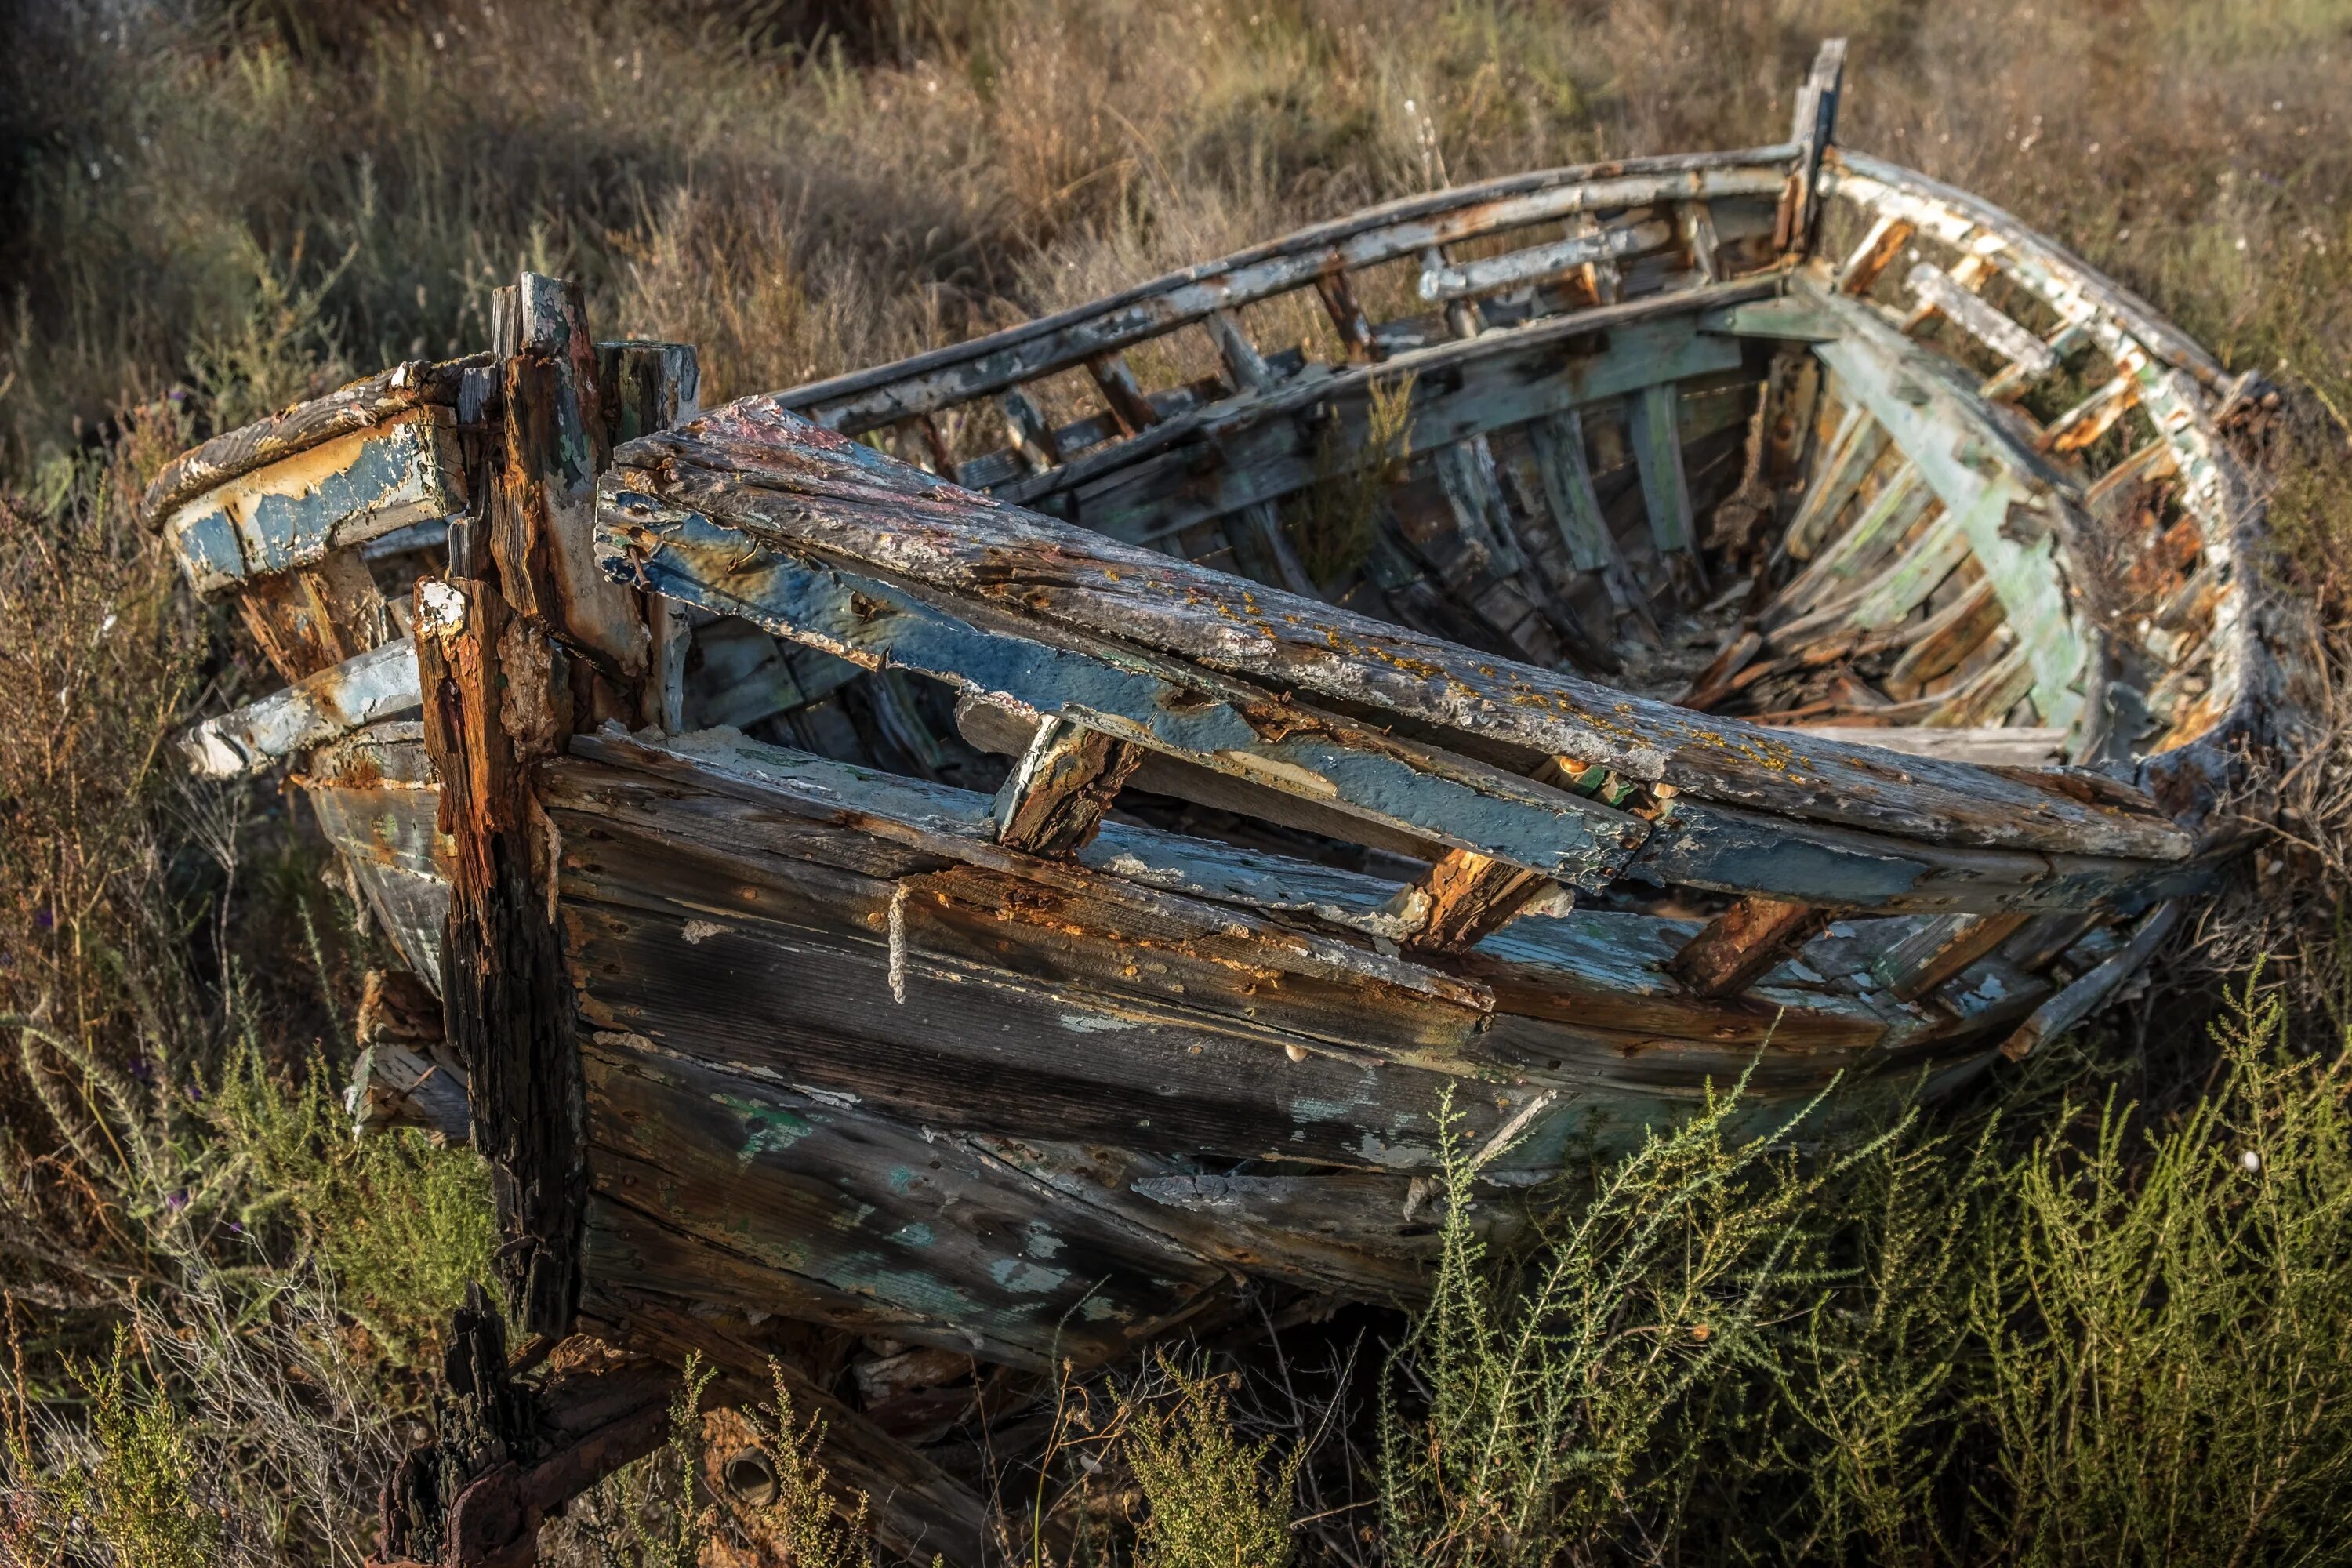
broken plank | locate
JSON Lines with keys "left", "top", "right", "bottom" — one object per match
{"left": 1905, "top": 261, "right": 2057, "bottom": 381}
{"left": 1392, "top": 849, "right": 1554, "bottom": 953}
{"left": 1668, "top": 896, "right": 1829, "bottom": 997}
{"left": 1999, "top": 901, "right": 2179, "bottom": 1060}
{"left": 993, "top": 717, "right": 1145, "bottom": 855}
{"left": 180, "top": 638, "right": 420, "bottom": 778}
{"left": 163, "top": 407, "right": 465, "bottom": 597}
{"left": 1838, "top": 215, "right": 1915, "bottom": 294}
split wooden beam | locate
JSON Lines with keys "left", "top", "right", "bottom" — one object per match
{"left": 414, "top": 572, "right": 583, "bottom": 1338}
{"left": 1392, "top": 848, "right": 1554, "bottom": 953}
{"left": 1777, "top": 37, "right": 1849, "bottom": 255}
{"left": 486, "top": 274, "right": 648, "bottom": 720}
{"left": 993, "top": 717, "right": 1146, "bottom": 855}
{"left": 1669, "top": 896, "right": 1831, "bottom": 998}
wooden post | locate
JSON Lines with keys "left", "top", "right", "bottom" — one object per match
{"left": 1777, "top": 38, "right": 1849, "bottom": 256}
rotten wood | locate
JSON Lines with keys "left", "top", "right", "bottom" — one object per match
{"left": 1392, "top": 848, "right": 1554, "bottom": 953}
{"left": 1668, "top": 895, "right": 1831, "bottom": 998}
{"left": 993, "top": 717, "right": 1146, "bottom": 855}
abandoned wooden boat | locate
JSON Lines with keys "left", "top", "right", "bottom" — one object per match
{"left": 145, "top": 42, "right": 2306, "bottom": 1565}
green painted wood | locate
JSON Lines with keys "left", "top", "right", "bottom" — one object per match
{"left": 1628, "top": 383, "right": 1694, "bottom": 554}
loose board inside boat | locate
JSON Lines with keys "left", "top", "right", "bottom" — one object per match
{"left": 145, "top": 40, "right": 2307, "bottom": 1566}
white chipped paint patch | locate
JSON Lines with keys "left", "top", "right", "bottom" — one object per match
{"left": 989, "top": 1258, "right": 1069, "bottom": 1294}
{"left": 1078, "top": 1295, "right": 1120, "bottom": 1321}
{"left": 793, "top": 1083, "right": 861, "bottom": 1109}
{"left": 681, "top": 919, "right": 731, "bottom": 945}
{"left": 1059, "top": 1013, "right": 1141, "bottom": 1033}
{"left": 417, "top": 579, "right": 467, "bottom": 631}
{"left": 1024, "top": 1225, "right": 1065, "bottom": 1260}
{"left": 1288, "top": 1095, "right": 1366, "bottom": 1124}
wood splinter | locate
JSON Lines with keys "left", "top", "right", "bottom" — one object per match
{"left": 1392, "top": 848, "right": 1555, "bottom": 953}
{"left": 1670, "top": 896, "right": 1831, "bottom": 998}
{"left": 994, "top": 717, "right": 1146, "bottom": 855}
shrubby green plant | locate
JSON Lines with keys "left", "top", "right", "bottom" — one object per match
{"left": 1127, "top": 1356, "right": 1300, "bottom": 1568}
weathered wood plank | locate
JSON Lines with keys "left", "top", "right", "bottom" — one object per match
{"left": 415, "top": 574, "right": 584, "bottom": 1338}
{"left": 1391, "top": 849, "right": 1553, "bottom": 953}
{"left": 1628, "top": 382, "right": 1697, "bottom": 557}
{"left": 163, "top": 408, "right": 465, "bottom": 596}
{"left": 1872, "top": 911, "right": 2032, "bottom": 1002}
{"left": 604, "top": 396, "right": 2191, "bottom": 864}
{"left": 1777, "top": 37, "right": 1848, "bottom": 252}
{"left": 1905, "top": 262, "right": 2057, "bottom": 380}
{"left": 490, "top": 274, "right": 650, "bottom": 689}
{"left": 1417, "top": 218, "right": 1672, "bottom": 303}
{"left": 140, "top": 355, "right": 481, "bottom": 531}
{"left": 180, "top": 639, "right": 420, "bottom": 778}
{"left": 1999, "top": 901, "right": 2178, "bottom": 1060}
{"left": 993, "top": 717, "right": 1144, "bottom": 855}
{"left": 1838, "top": 215, "right": 1915, "bottom": 294}
{"left": 579, "top": 1038, "right": 1232, "bottom": 1369}
{"left": 1668, "top": 896, "right": 1828, "bottom": 998}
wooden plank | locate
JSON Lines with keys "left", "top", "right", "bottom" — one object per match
{"left": 1526, "top": 410, "right": 1620, "bottom": 571}
{"left": 993, "top": 717, "right": 1144, "bottom": 855}
{"left": 1314, "top": 270, "right": 1377, "bottom": 361}
{"left": 1668, "top": 896, "right": 1828, "bottom": 998}
{"left": 1206, "top": 309, "right": 1275, "bottom": 393}
{"left": 1392, "top": 849, "right": 1552, "bottom": 953}
{"left": 1782, "top": 724, "right": 2067, "bottom": 767}
{"left": 1904, "top": 262, "right": 2057, "bottom": 380}
{"left": 414, "top": 573, "right": 583, "bottom": 1339}
{"left": 1999, "top": 902, "right": 2179, "bottom": 1060}
{"left": 1628, "top": 383, "right": 1697, "bottom": 555}
{"left": 1781, "top": 400, "right": 1891, "bottom": 561}
{"left": 2040, "top": 372, "right": 2140, "bottom": 454}
{"left": 180, "top": 639, "right": 420, "bottom": 778}
{"left": 1417, "top": 218, "right": 1671, "bottom": 303}
{"left": 594, "top": 500, "right": 1650, "bottom": 884}
{"left": 1766, "top": 467, "right": 1934, "bottom": 625}
{"left": 1777, "top": 38, "right": 1848, "bottom": 252}
{"left": 601, "top": 398, "right": 2194, "bottom": 864}
{"left": 163, "top": 407, "right": 464, "bottom": 597}
{"left": 234, "top": 550, "right": 394, "bottom": 681}
{"left": 1679, "top": 201, "right": 1723, "bottom": 285}
{"left": 140, "top": 354, "right": 480, "bottom": 531}
{"left": 1872, "top": 911, "right": 2032, "bottom": 1001}
{"left": 1838, "top": 215, "right": 1915, "bottom": 294}
{"left": 489, "top": 274, "right": 650, "bottom": 689}
{"left": 1883, "top": 575, "right": 2005, "bottom": 697}
{"left": 1087, "top": 351, "right": 1161, "bottom": 434}
{"left": 782, "top": 154, "right": 1794, "bottom": 431}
